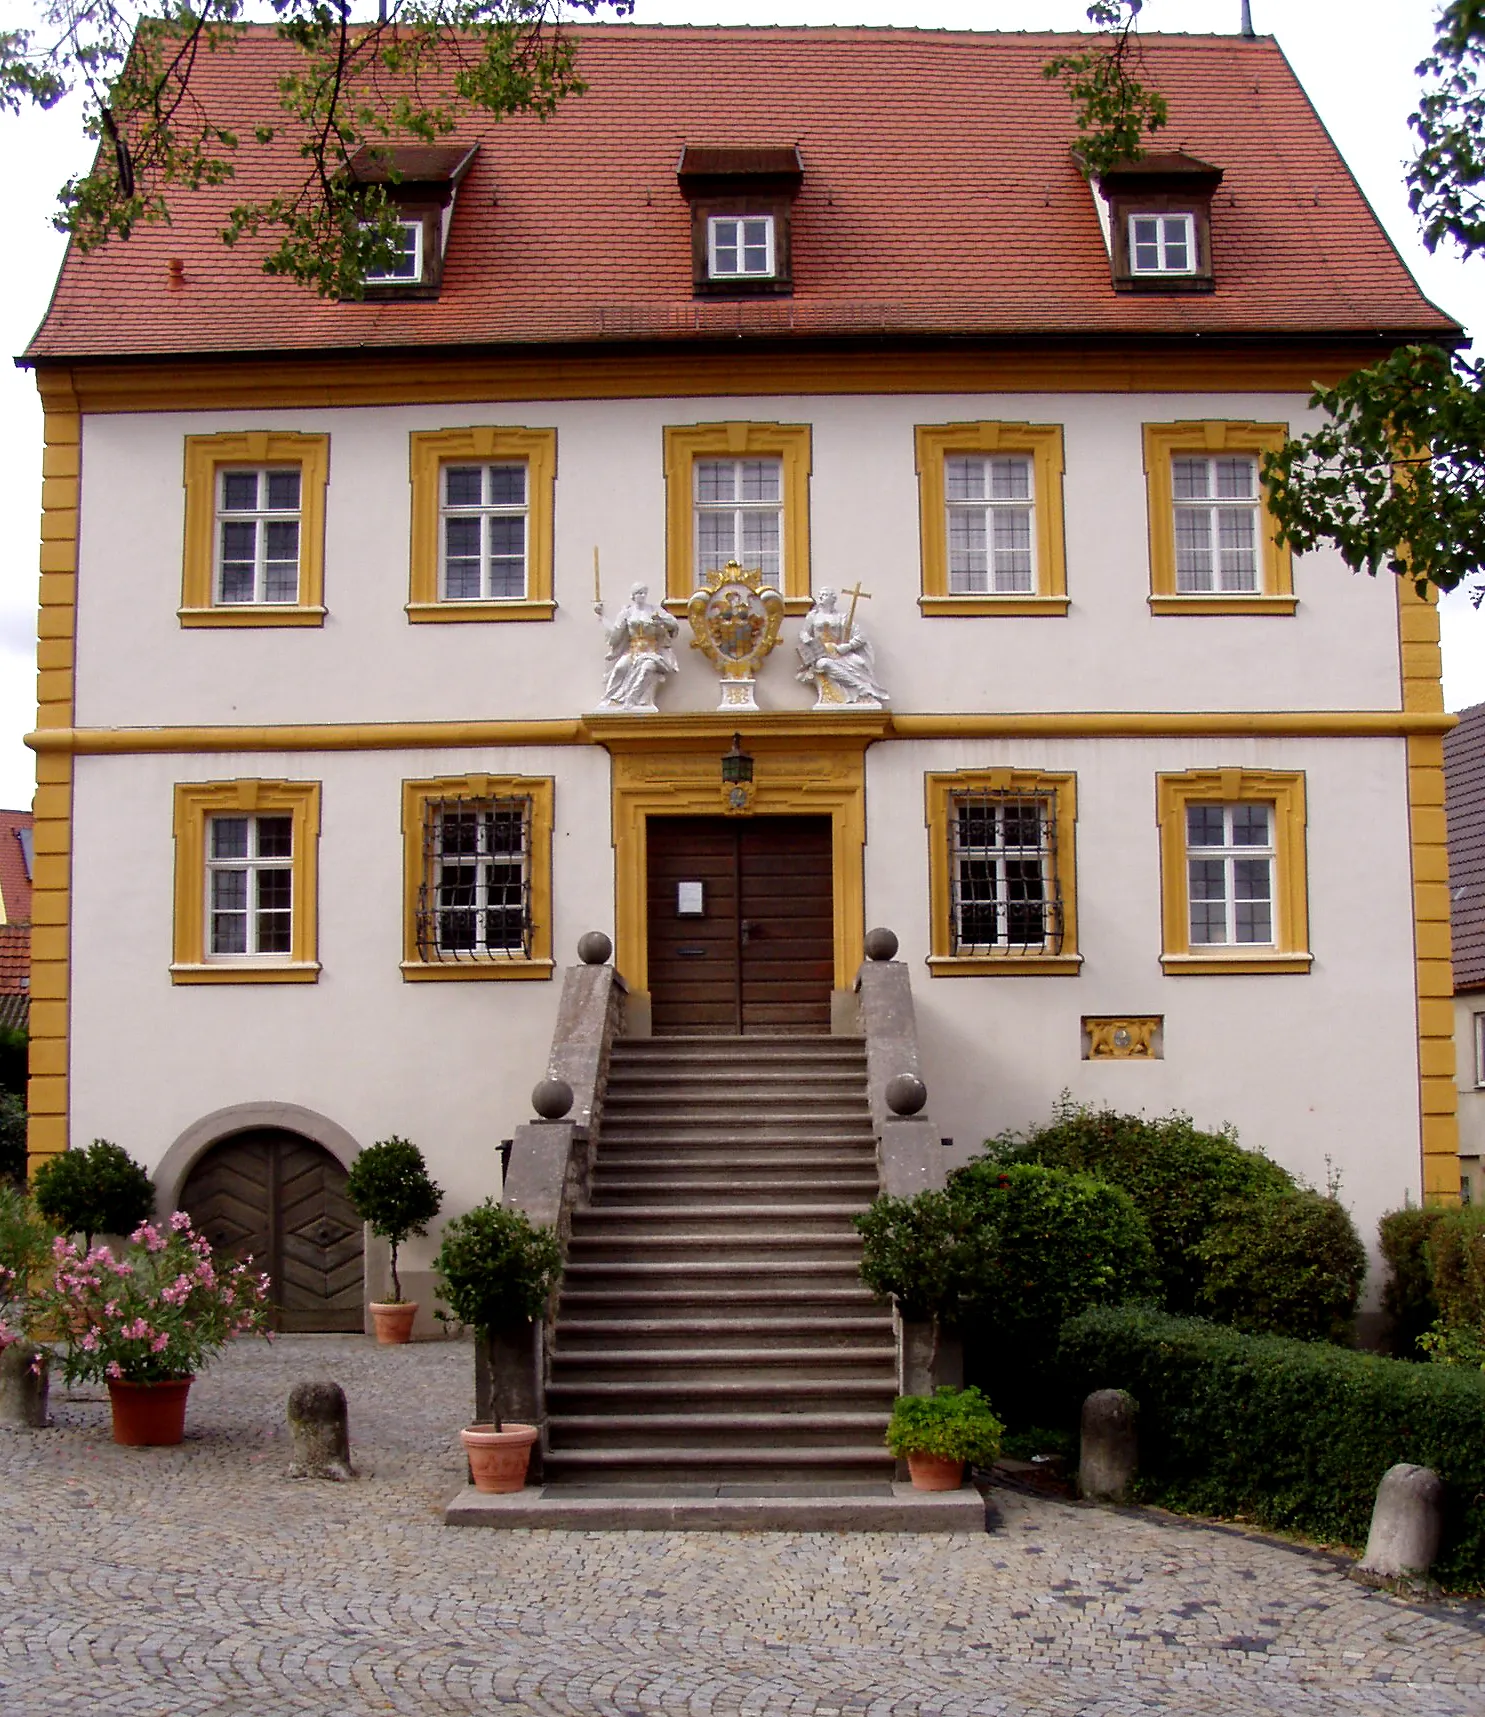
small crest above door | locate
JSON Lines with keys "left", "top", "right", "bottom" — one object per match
{"left": 686, "top": 561, "right": 785, "bottom": 711}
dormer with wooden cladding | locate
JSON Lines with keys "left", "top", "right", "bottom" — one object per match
{"left": 347, "top": 142, "right": 479, "bottom": 301}
{"left": 1094, "top": 150, "right": 1224, "bottom": 294}
{"left": 676, "top": 144, "right": 804, "bottom": 298}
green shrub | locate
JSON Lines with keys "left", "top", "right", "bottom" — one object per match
{"left": 0, "top": 1185, "right": 54, "bottom": 1340}
{"left": 1379, "top": 1206, "right": 1445, "bottom": 1357}
{"left": 434, "top": 1200, "right": 563, "bottom": 1335}
{"left": 0, "top": 1091, "right": 25, "bottom": 1188}
{"left": 32, "top": 1139, "right": 154, "bottom": 1249}
{"left": 345, "top": 1135, "right": 443, "bottom": 1303}
{"left": 1422, "top": 1206, "right": 1485, "bottom": 1368}
{"left": 0, "top": 1025, "right": 25, "bottom": 1099}
{"left": 1059, "top": 1305, "right": 1485, "bottom": 1590}
{"left": 886, "top": 1385, "right": 1004, "bottom": 1465}
{"left": 1194, "top": 1185, "right": 1366, "bottom": 1342}
{"left": 854, "top": 1189, "right": 972, "bottom": 1321}
{"left": 994, "top": 1099, "right": 1295, "bottom": 1314}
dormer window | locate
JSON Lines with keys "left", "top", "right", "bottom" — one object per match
{"left": 344, "top": 142, "right": 478, "bottom": 301}
{"left": 708, "top": 215, "right": 775, "bottom": 279}
{"left": 364, "top": 219, "right": 424, "bottom": 285}
{"left": 678, "top": 145, "right": 803, "bottom": 297}
{"left": 1129, "top": 213, "right": 1194, "bottom": 276}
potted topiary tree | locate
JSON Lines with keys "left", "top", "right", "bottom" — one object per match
{"left": 433, "top": 1199, "right": 563, "bottom": 1493}
{"left": 32, "top": 1139, "right": 154, "bottom": 1251}
{"left": 886, "top": 1384, "right": 1005, "bottom": 1491}
{"left": 345, "top": 1136, "right": 443, "bottom": 1345}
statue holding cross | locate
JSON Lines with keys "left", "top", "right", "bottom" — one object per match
{"left": 796, "top": 584, "right": 890, "bottom": 709}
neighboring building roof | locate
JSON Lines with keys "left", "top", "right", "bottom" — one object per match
{"left": 23, "top": 26, "right": 1459, "bottom": 363}
{"left": 1446, "top": 704, "right": 1485, "bottom": 991}
{"left": 0, "top": 924, "right": 28, "bottom": 1030}
{"left": 0, "top": 811, "right": 32, "bottom": 928}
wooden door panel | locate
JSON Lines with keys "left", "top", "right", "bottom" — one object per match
{"left": 647, "top": 818, "right": 741, "bottom": 1035}
{"left": 740, "top": 818, "right": 833, "bottom": 1034}
{"left": 180, "top": 1133, "right": 272, "bottom": 1270}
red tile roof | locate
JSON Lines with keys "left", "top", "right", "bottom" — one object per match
{"left": 1447, "top": 704, "right": 1485, "bottom": 992}
{"left": 0, "top": 812, "right": 31, "bottom": 929}
{"left": 24, "top": 26, "right": 1458, "bottom": 363}
{"left": 0, "top": 926, "right": 28, "bottom": 1028}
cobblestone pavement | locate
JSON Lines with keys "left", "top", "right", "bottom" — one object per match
{"left": 2, "top": 1337, "right": 1481, "bottom": 1717}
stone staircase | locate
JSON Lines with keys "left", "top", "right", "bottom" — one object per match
{"left": 542, "top": 1034, "right": 898, "bottom": 1491}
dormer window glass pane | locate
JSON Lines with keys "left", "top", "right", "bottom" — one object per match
{"left": 1172, "top": 455, "right": 1260, "bottom": 592}
{"left": 695, "top": 457, "right": 782, "bottom": 587}
{"left": 1130, "top": 213, "right": 1194, "bottom": 275}
{"left": 708, "top": 215, "right": 775, "bottom": 278}
{"left": 945, "top": 455, "right": 1035, "bottom": 594}
{"left": 216, "top": 467, "right": 302, "bottom": 604}
{"left": 440, "top": 462, "right": 529, "bottom": 600}
{"left": 364, "top": 219, "right": 423, "bottom": 283}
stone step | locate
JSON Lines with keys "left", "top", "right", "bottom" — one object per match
{"left": 598, "top": 1131, "right": 878, "bottom": 1153}
{"left": 606, "top": 1068, "right": 868, "bottom": 1092}
{"left": 558, "top": 1285, "right": 884, "bottom": 1315}
{"left": 540, "top": 1446, "right": 897, "bottom": 1487}
{"left": 550, "top": 1346, "right": 897, "bottom": 1384}
{"left": 446, "top": 1484, "right": 985, "bottom": 1532}
{"left": 562, "top": 1259, "right": 867, "bottom": 1292}
{"left": 612, "top": 1035, "right": 864, "bottom": 1057}
{"left": 592, "top": 1176, "right": 880, "bottom": 1204}
{"left": 545, "top": 1377, "right": 899, "bottom": 1411}
{"left": 594, "top": 1147, "right": 877, "bottom": 1168}
{"left": 547, "top": 1411, "right": 890, "bottom": 1449}
{"left": 569, "top": 1206, "right": 872, "bottom": 1239}
{"left": 553, "top": 1315, "right": 892, "bottom": 1350}
{"left": 600, "top": 1107, "right": 870, "bottom": 1131}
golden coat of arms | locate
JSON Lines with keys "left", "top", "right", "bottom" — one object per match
{"left": 685, "top": 561, "right": 785, "bottom": 710}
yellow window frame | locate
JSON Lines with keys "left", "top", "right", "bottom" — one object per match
{"left": 662, "top": 421, "right": 813, "bottom": 613}
{"left": 171, "top": 779, "right": 321, "bottom": 983}
{"left": 407, "top": 427, "right": 558, "bottom": 622}
{"left": 1156, "top": 768, "right": 1311, "bottom": 974}
{"left": 180, "top": 432, "right": 330, "bottom": 627}
{"left": 400, "top": 774, "right": 555, "bottom": 980}
{"left": 925, "top": 768, "right": 1081, "bottom": 975}
{"left": 1142, "top": 421, "right": 1296, "bottom": 614}
{"left": 915, "top": 422, "right": 1069, "bottom": 616}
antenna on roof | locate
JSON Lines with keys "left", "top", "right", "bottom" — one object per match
{"left": 1240, "top": 1, "right": 1256, "bottom": 34}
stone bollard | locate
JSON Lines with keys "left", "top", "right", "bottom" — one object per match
{"left": 1357, "top": 1463, "right": 1444, "bottom": 1584}
{"left": 287, "top": 1379, "right": 355, "bottom": 1481}
{"left": 0, "top": 1340, "right": 50, "bottom": 1429}
{"left": 1078, "top": 1389, "right": 1138, "bottom": 1503}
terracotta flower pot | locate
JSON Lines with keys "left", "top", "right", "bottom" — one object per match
{"left": 460, "top": 1422, "right": 539, "bottom": 1493}
{"left": 369, "top": 1302, "right": 417, "bottom": 1345}
{"left": 905, "top": 1451, "right": 966, "bottom": 1492}
{"left": 107, "top": 1376, "right": 194, "bottom": 1446}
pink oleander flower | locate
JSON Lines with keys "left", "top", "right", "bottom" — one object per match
{"left": 151, "top": 1333, "right": 169, "bottom": 1353}
{"left": 105, "top": 1361, "right": 122, "bottom": 1379}
{"left": 121, "top": 1318, "right": 153, "bottom": 1341}
{"left": 80, "top": 1330, "right": 99, "bottom": 1352}
{"left": 0, "top": 1319, "right": 14, "bottom": 1343}
{"left": 169, "top": 1210, "right": 193, "bottom": 1232}
{"left": 104, "top": 1301, "right": 118, "bottom": 1317}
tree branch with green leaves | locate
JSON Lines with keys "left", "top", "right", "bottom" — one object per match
{"left": 1042, "top": 0, "right": 1167, "bottom": 177}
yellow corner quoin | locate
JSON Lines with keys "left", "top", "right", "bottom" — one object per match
{"left": 27, "top": 375, "right": 80, "bottom": 1175}
{"left": 407, "top": 426, "right": 557, "bottom": 622}
{"left": 171, "top": 779, "right": 322, "bottom": 983}
{"left": 399, "top": 774, "right": 554, "bottom": 980}
{"left": 1155, "top": 768, "right": 1311, "bottom": 975}
{"left": 924, "top": 769, "right": 1080, "bottom": 976}
{"left": 180, "top": 431, "right": 330, "bottom": 626}
{"left": 1142, "top": 421, "right": 1296, "bottom": 615}
{"left": 662, "top": 422, "right": 813, "bottom": 613}
{"left": 1397, "top": 577, "right": 1460, "bottom": 1204}
{"left": 914, "top": 422, "right": 1069, "bottom": 616}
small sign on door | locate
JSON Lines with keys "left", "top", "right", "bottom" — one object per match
{"left": 677, "top": 881, "right": 705, "bottom": 917}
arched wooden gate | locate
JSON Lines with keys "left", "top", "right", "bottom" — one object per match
{"left": 179, "top": 1129, "right": 364, "bottom": 1332}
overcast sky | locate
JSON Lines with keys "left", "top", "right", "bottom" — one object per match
{"left": 0, "top": 0, "right": 1479, "bottom": 812}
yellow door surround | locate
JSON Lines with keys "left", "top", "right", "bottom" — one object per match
{"left": 587, "top": 710, "right": 888, "bottom": 998}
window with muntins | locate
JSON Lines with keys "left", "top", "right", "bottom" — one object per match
{"left": 1474, "top": 1012, "right": 1485, "bottom": 1087}
{"left": 1184, "top": 802, "right": 1274, "bottom": 947}
{"left": 441, "top": 462, "right": 528, "bottom": 600}
{"left": 1129, "top": 213, "right": 1194, "bottom": 274}
{"left": 708, "top": 214, "right": 775, "bottom": 278}
{"left": 695, "top": 457, "right": 783, "bottom": 588}
{"left": 207, "top": 813, "right": 294, "bottom": 956}
{"left": 1172, "top": 455, "right": 1260, "bottom": 593}
{"left": 950, "top": 792, "right": 1062, "bottom": 955}
{"left": 216, "top": 468, "right": 302, "bottom": 604}
{"left": 363, "top": 219, "right": 423, "bottom": 283}
{"left": 417, "top": 795, "right": 532, "bottom": 963}
{"left": 945, "top": 455, "right": 1036, "bottom": 595}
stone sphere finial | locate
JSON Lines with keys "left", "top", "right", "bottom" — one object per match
{"left": 864, "top": 927, "right": 899, "bottom": 962}
{"left": 577, "top": 931, "right": 613, "bottom": 966}
{"left": 531, "top": 1078, "right": 574, "bottom": 1121}
{"left": 885, "top": 1073, "right": 927, "bottom": 1116}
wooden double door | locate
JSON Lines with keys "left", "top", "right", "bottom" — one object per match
{"left": 179, "top": 1129, "right": 364, "bottom": 1332}
{"left": 646, "top": 815, "right": 834, "bottom": 1036}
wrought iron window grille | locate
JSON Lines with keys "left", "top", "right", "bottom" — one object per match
{"left": 416, "top": 795, "right": 533, "bottom": 962}
{"left": 948, "top": 792, "right": 1063, "bottom": 956}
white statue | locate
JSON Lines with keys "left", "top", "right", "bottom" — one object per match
{"left": 796, "top": 585, "right": 889, "bottom": 709}
{"left": 595, "top": 583, "right": 680, "bottom": 713}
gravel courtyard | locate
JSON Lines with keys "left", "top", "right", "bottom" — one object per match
{"left": 1, "top": 1334, "right": 1481, "bottom": 1716}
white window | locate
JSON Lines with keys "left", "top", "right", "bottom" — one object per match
{"left": 207, "top": 814, "right": 293, "bottom": 957}
{"left": 694, "top": 457, "right": 783, "bottom": 587}
{"left": 215, "top": 468, "right": 302, "bottom": 604}
{"left": 1129, "top": 212, "right": 1195, "bottom": 275}
{"left": 1474, "top": 1012, "right": 1485, "bottom": 1087}
{"left": 1185, "top": 803, "right": 1274, "bottom": 947}
{"left": 364, "top": 219, "right": 423, "bottom": 284}
{"left": 440, "top": 463, "right": 529, "bottom": 600}
{"left": 949, "top": 793, "right": 1061, "bottom": 955}
{"left": 944, "top": 455, "right": 1036, "bottom": 594}
{"left": 419, "top": 798, "right": 531, "bottom": 960}
{"left": 708, "top": 215, "right": 775, "bottom": 279}
{"left": 1171, "top": 455, "right": 1261, "bottom": 593}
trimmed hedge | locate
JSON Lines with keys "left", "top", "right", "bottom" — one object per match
{"left": 1379, "top": 1207, "right": 1444, "bottom": 1357}
{"left": 1060, "top": 1305, "right": 1485, "bottom": 1589}
{"left": 1193, "top": 1185, "right": 1366, "bottom": 1342}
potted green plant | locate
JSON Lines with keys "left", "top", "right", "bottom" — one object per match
{"left": 886, "top": 1385, "right": 1005, "bottom": 1492}
{"left": 433, "top": 1199, "right": 563, "bottom": 1493}
{"left": 345, "top": 1136, "right": 443, "bottom": 1344}
{"left": 36, "top": 1212, "right": 271, "bottom": 1444}
{"left": 32, "top": 1138, "right": 154, "bottom": 1251}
